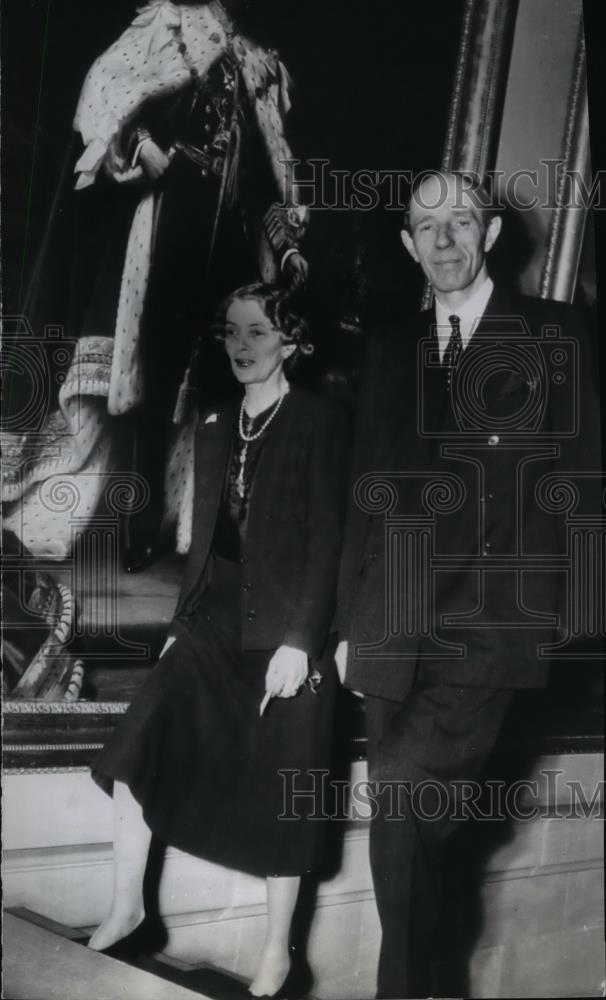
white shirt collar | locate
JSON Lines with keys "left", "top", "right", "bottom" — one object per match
{"left": 434, "top": 276, "right": 494, "bottom": 360}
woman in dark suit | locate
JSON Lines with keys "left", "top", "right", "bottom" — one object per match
{"left": 88, "top": 283, "right": 348, "bottom": 998}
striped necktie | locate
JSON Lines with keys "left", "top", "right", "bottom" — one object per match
{"left": 443, "top": 313, "right": 463, "bottom": 388}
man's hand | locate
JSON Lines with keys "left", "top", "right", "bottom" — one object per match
{"left": 335, "top": 639, "right": 364, "bottom": 697}
{"left": 283, "top": 251, "right": 309, "bottom": 290}
{"left": 335, "top": 640, "right": 349, "bottom": 684}
{"left": 139, "top": 139, "right": 173, "bottom": 181}
{"left": 265, "top": 644, "right": 308, "bottom": 698}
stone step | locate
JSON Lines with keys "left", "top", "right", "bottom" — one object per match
{"left": 5, "top": 908, "right": 316, "bottom": 1000}
{"left": 3, "top": 910, "right": 204, "bottom": 1000}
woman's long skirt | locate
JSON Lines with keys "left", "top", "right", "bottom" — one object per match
{"left": 92, "top": 556, "right": 337, "bottom": 876}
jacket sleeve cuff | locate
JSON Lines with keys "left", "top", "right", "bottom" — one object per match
{"left": 282, "top": 629, "right": 319, "bottom": 661}
{"left": 280, "top": 246, "right": 299, "bottom": 271}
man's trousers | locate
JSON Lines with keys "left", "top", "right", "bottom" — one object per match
{"left": 364, "top": 677, "right": 513, "bottom": 998}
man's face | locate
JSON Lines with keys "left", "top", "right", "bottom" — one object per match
{"left": 401, "top": 174, "right": 501, "bottom": 298}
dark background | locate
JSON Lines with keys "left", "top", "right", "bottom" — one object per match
{"left": 2, "top": 0, "right": 464, "bottom": 335}
{"left": 2, "top": 1, "right": 603, "bottom": 746}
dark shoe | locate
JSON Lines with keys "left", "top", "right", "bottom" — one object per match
{"left": 123, "top": 542, "right": 157, "bottom": 574}
{"left": 97, "top": 917, "right": 167, "bottom": 960}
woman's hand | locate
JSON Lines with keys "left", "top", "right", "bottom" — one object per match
{"left": 139, "top": 139, "right": 173, "bottom": 181}
{"left": 265, "top": 644, "right": 308, "bottom": 699}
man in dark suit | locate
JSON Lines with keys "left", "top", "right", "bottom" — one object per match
{"left": 336, "top": 171, "right": 601, "bottom": 998}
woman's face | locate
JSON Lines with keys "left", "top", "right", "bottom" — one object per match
{"left": 224, "top": 298, "right": 294, "bottom": 386}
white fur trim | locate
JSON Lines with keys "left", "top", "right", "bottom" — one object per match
{"left": 107, "top": 193, "right": 155, "bottom": 415}
{"left": 163, "top": 417, "right": 196, "bottom": 554}
{"left": 73, "top": 3, "right": 229, "bottom": 187}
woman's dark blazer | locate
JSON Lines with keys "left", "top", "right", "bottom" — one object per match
{"left": 173, "top": 386, "right": 349, "bottom": 659}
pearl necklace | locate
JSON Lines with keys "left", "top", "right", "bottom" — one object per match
{"left": 236, "top": 391, "right": 287, "bottom": 498}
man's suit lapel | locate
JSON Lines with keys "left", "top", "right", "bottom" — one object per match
{"left": 385, "top": 317, "right": 433, "bottom": 464}
{"left": 401, "top": 310, "right": 453, "bottom": 456}
{"left": 420, "top": 310, "right": 453, "bottom": 440}
{"left": 377, "top": 286, "right": 530, "bottom": 467}
{"left": 468, "top": 286, "right": 537, "bottom": 426}
{"left": 429, "top": 286, "right": 527, "bottom": 439}
{"left": 362, "top": 317, "right": 440, "bottom": 527}
{"left": 475, "top": 286, "right": 519, "bottom": 335}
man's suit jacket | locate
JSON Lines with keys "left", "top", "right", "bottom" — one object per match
{"left": 174, "top": 386, "right": 349, "bottom": 659}
{"left": 338, "top": 287, "right": 601, "bottom": 700}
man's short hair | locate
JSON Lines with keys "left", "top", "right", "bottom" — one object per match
{"left": 403, "top": 170, "right": 500, "bottom": 233}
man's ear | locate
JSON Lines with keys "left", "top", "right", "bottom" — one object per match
{"left": 283, "top": 343, "right": 297, "bottom": 359}
{"left": 483, "top": 214, "right": 502, "bottom": 253}
{"left": 401, "top": 229, "right": 419, "bottom": 263}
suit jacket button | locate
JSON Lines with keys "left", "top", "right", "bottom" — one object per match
{"left": 247, "top": 610, "right": 256, "bottom": 622}
{"left": 488, "top": 435, "right": 500, "bottom": 446}
{"left": 243, "top": 582, "right": 252, "bottom": 592}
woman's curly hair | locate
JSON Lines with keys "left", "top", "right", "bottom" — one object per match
{"left": 212, "top": 283, "right": 314, "bottom": 371}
